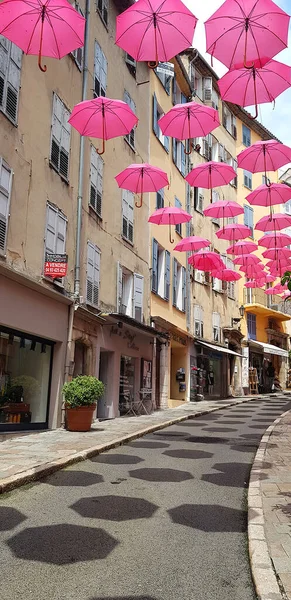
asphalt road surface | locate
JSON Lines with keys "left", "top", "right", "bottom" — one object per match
{"left": 1, "top": 395, "right": 290, "bottom": 600}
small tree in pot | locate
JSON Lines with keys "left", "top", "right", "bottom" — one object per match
{"left": 62, "top": 376, "right": 105, "bottom": 432}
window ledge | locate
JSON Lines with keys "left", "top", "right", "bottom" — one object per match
{"left": 42, "top": 276, "right": 65, "bottom": 290}
{"left": 122, "top": 235, "right": 134, "bottom": 247}
{"left": 154, "top": 132, "right": 169, "bottom": 154}
{"left": 0, "top": 108, "right": 18, "bottom": 127}
{"left": 124, "top": 137, "right": 136, "bottom": 153}
{"left": 89, "top": 204, "right": 102, "bottom": 220}
{"left": 173, "top": 305, "right": 186, "bottom": 314}
{"left": 151, "top": 289, "right": 169, "bottom": 302}
{"left": 49, "top": 161, "right": 69, "bottom": 185}
{"left": 243, "top": 184, "right": 252, "bottom": 191}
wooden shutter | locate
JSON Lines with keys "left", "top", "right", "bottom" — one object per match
{"left": 117, "top": 262, "right": 123, "bottom": 312}
{"left": 6, "top": 42, "right": 22, "bottom": 122}
{"left": 60, "top": 105, "right": 70, "bottom": 179}
{"left": 133, "top": 273, "right": 144, "bottom": 322}
{"left": 0, "top": 158, "right": 12, "bottom": 253}
{"left": 164, "top": 250, "right": 170, "bottom": 300}
{"left": 56, "top": 212, "right": 67, "bottom": 254}
{"left": 89, "top": 146, "right": 103, "bottom": 216}
{"left": 0, "top": 37, "right": 9, "bottom": 111}
{"left": 50, "top": 94, "right": 70, "bottom": 179}
{"left": 152, "top": 238, "right": 158, "bottom": 292}
{"left": 173, "top": 258, "right": 178, "bottom": 306}
{"left": 87, "top": 242, "right": 100, "bottom": 307}
{"left": 127, "top": 190, "right": 134, "bottom": 243}
{"left": 182, "top": 267, "right": 186, "bottom": 312}
{"left": 172, "top": 138, "right": 177, "bottom": 166}
{"left": 164, "top": 134, "right": 169, "bottom": 153}
{"left": 172, "top": 75, "right": 177, "bottom": 104}
{"left": 181, "top": 143, "right": 186, "bottom": 176}
{"left": 243, "top": 125, "right": 251, "bottom": 147}
{"left": 175, "top": 197, "right": 182, "bottom": 235}
{"left": 45, "top": 204, "right": 57, "bottom": 254}
{"left": 156, "top": 188, "right": 164, "bottom": 209}
{"left": 152, "top": 93, "right": 158, "bottom": 136}
{"left": 124, "top": 91, "right": 136, "bottom": 147}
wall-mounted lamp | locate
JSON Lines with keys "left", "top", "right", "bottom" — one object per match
{"left": 239, "top": 305, "right": 245, "bottom": 318}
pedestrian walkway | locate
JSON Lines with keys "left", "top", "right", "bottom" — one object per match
{"left": 249, "top": 406, "right": 291, "bottom": 600}
{"left": 0, "top": 395, "right": 260, "bottom": 494}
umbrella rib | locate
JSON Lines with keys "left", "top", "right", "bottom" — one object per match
{"left": 255, "top": 70, "right": 276, "bottom": 103}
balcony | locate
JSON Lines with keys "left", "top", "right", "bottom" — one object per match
{"left": 243, "top": 289, "right": 290, "bottom": 321}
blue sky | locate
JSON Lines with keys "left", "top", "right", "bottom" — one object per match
{"left": 184, "top": 0, "right": 291, "bottom": 145}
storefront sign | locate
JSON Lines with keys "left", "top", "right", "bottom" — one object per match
{"left": 110, "top": 326, "right": 140, "bottom": 351}
{"left": 44, "top": 254, "right": 68, "bottom": 279}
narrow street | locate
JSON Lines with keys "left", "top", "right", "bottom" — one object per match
{"left": 0, "top": 396, "right": 290, "bottom": 600}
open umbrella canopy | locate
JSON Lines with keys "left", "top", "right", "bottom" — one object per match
{"left": 233, "top": 254, "right": 260, "bottom": 265}
{"left": 211, "top": 269, "right": 241, "bottom": 281}
{"left": 216, "top": 224, "right": 251, "bottom": 241}
{"left": 115, "top": 0, "right": 197, "bottom": 64}
{"left": 174, "top": 236, "right": 210, "bottom": 252}
{"left": 265, "top": 284, "right": 287, "bottom": 294}
{"left": 0, "top": 0, "right": 85, "bottom": 71}
{"left": 148, "top": 207, "right": 191, "bottom": 225}
{"left": 255, "top": 213, "right": 291, "bottom": 232}
{"left": 258, "top": 232, "right": 291, "bottom": 249}
{"left": 227, "top": 240, "right": 258, "bottom": 255}
{"left": 218, "top": 60, "right": 291, "bottom": 118}
{"left": 240, "top": 263, "right": 265, "bottom": 274}
{"left": 185, "top": 161, "right": 236, "bottom": 189}
{"left": 262, "top": 248, "right": 291, "bottom": 260}
{"left": 204, "top": 0, "right": 290, "bottom": 70}
{"left": 188, "top": 251, "right": 224, "bottom": 272}
{"left": 237, "top": 140, "right": 291, "bottom": 173}
{"left": 115, "top": 164, "right": 169, "bottom": 192}
{"left": 246, "top": 183, "right": 291, "bottom": 208}
{"left": 204, "top": 200, "right": 243, "bottom": 219}
{"left": 244, "top": 279, "right": 265, "bottom": 288}
{"left": 158, "top": 102, "right": 220, "bottom": 141}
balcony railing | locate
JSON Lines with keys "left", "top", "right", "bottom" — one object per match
{"left": 243, "top": 289, "right": 287, "bottom": 312}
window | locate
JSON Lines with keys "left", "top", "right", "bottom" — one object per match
{"left": 117, "top": 263, "right": 144, "bottom": 322}
{"left": 211, "top": 189, "right": 220, "bottom": 224}
{"left": 227, "top": 257, "right": 235, "bottom": 299}
{"left": 191, "top": 67, "right": 203, "bottom": 100}
{"left": 194, "top": 269, "right": 204, "bottom": 284}
{"left": 172, "top": 79, "right": 188, "bottom": 105}
{"left": 89, "top": 145, "right": 103, "bottom": 217}
{"left": 94, "top": 41, "right": 107, "bottom": 97}
{"left": 230, "top": 157, "right": 238, "bottom": 187}
{"left": 222, "top": 104, "right": 237, "bottom": 138}
{"left": 156, "top": 188, "right": 164, "bottom": 209}
{"left": 203, "top": 77, "right": 213, "bottom": 102}
{"left": 45, "top": 204, "right": 67, "bottom": 282}
{"left": 86, "top": 242, "right": 100, "bottom": 308}
{"left": 50, "top": 93, "right": 71, "bottom": 180}
{"left": 284, "top": 200, "right": 291, "bottom": 215}
{"left": 97, "top": 0, "right": 108, "bottom": 25}
{"left": 243, "top": 124, "right": 251, "bottom": 147}
{"left": 194, "top": 305, "right": 204, "bottom": 337}
{"left": 212, "top": 312, "right": 220, "bottom": 342}
{"left": 194, "top": 188, "right": 204, "bottom": 213}
{"left": 173, "top": 259, "right": 186, "bottom": 312}
{"left": 244, "top": 170, "right": 252, "bottom": 190}
{"left": 71, "top": 3, "right": 84, "bottom": 69}
{"left": 218, "top": 143, "right": 226, "bottom": 163}
{"left": 152, "top": 238, "right": 170, "bottom": 300}
{"left": 155, "top": 66, "right": 171, "bottom": 94}
{"left": 152, "top": 94, "right": 169, "bottom": 152}
{"left": 175, "top": 197, "right": 182, "bottom": 235}
{"left": 202, "top": 134, "right": 212, "bottom": 161}
{"left": 125, "top": 53, "right": 136, "bottom": 77}
{"left": 173, "top": 138, "right": 186, "bottom": 175}
{"left": 122, "top": 190, "right": 134, "bottom": 244}
{"left": 0, "top": 37, "right": 22, "bottom": 124}
{"left": 212, "top": 275, "right": 222, "bottom": 293}
{"left": 244, "top": 204, "right": 254, "bottom": 237}
{"left": 247, "top": 312, "right": 257, "bottom": 340}
{"left": 212, "top": 89, "right": 219, "bottom": 111}
{"left": 0, "top": 158, "right": 12, "bottom": 255}
{"left": 124, "top": 91, "right": 136, "bottom": 149}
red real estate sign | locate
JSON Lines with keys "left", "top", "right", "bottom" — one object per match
{"left": 44, "top": 254, "right": 68, "bottom": 279}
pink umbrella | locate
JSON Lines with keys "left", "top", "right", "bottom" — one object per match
{"left": 158, "top": 103, "right": 220, "bottom": 154}
{"left": 115, "top": 0, "right": 197, "bottom": 68}
{"left": 115, "top": 163, "right": 169, "bottom": 208}
{"left": 0, "top": 0, "right": 85, "bottom": 72}
{"left": 262, "top": 248, "right": 291, "bottom": 260}
{"left": 211, "top": 269, "right": 241, "bottom": 281}
{"left": 255, "top": 213, "right": 291, "bottom": 233}
{"left": 258, "top": 232, "right": 291, "bottom": 249}
{"left": 233, "top": 254, "right": 260, "bottom": 265}
{"left": 218, "top": 60, "right": 291, "bottom": 119}
{"left": 188, "top": 251, "right": 224, "bottom": 272}
{"left": 245, "top": 280, "right": 265, "bottom": 288}
{"left": 237, "top": 141, "right": 291, "bottom": 185}
{"left": 174, "top": 236, "right": 210, "bottom": 252}
{"left": 216, "top": 224, "right": 251, "bottom": 243}
{"left": 149, "top": 206, "right": 192, "bottom": 243}
{"left": 227, "top": 240, "right": 258, "bottom": 255}
{"left": 266, "top": 258, "right": 291, "bottom": 269}
{"left": 204, "top": 201, "right": 243, "bottom": 230}
{"left": 246, "top": 183, "right": 291, "bottom": 218}
{"left": 204, "top": 0, "right": 290, "bottom": 70}
{"left": 268, "top": 264, "right": 290, "bottom": 277}
{"left": 69, "top": 97, "right": 138, "bottom": 155}
{"left": 265, "top": 284, "right": 287, "bottom": 294}
{"left": 240, "top": 263, "right": 265, "bottom": 274}
{"left": 265, "top": 274, "right": 277, "bottom": 283}
{"left": 185, "top": 162, "right": 236, "bottom": 201}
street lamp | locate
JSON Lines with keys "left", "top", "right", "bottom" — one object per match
{"left": 239, "top": 305, "right": 245, "bottom": 318}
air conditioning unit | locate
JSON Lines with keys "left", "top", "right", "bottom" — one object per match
{"left": 270, "top": 304, "right": 279, "bottom": 311}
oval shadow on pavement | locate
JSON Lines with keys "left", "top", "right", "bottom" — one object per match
{"left": 129, "top": 468, "right": 194, "bottom": 483}
{"left": 162, "top": 449, "right": 213, "bottom": 460}
{"left": 71, "top": 495, "right": 158, "bottom": 521}
{"left": 168, "top": 504, "right": 247, "bottom": 532}
{"left": 0, "top": 507, "right": 27, "bottom": 531}
{"left": 7, "top": 524, "right": 118, "bottom": 564}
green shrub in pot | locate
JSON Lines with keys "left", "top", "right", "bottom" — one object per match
{"left": 62, "top": 376, "right": 105, "bottom": 408}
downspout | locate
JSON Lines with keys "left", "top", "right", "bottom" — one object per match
{"left": 74, "top": 0, "right": 91, "bottom": 299}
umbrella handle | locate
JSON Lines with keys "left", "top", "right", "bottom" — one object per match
{"left": 184, "top": 144, "right": 191, "bottom": 155}
{"left": 243, "top": 27, "right": 254, "bottom": 69}
{"left": 148, "top": 61, "right": 159, "bottom": 69}
{"left": 97, "top": 138, "right": 105, "bottom": 155}
{"left": 38, "top": 7, "right": 47, "bottom": 72}
{"left": 38, "top": 54, "right": 47, "bottom": 72}
{"left": 169, "top": 224, "right": 174, "bottom": 244}
{"left": 135, "top": 190, "right": 143, "bottom": 208}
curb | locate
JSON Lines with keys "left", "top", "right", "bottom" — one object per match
{"left": 248, "top": 408, "right": 291, "bottom": 600}
{"left": 0, "top": 396, "right": 261, "bottom": 495}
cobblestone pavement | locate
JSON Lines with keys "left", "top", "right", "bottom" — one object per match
{"left": 0, "top": 395, "right": 263, "bottom": 493}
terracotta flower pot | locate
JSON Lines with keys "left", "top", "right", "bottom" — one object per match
{"left": 65, "top": 404, "right": 97, "bottom": 432}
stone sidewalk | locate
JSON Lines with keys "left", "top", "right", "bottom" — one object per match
{"left": 0, "top": 394, "right": 259, "bottom": 494}
{"left": 249, "top": 409, "right": 291, "bottom": 600}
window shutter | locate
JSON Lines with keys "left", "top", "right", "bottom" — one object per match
{"left": 128, "top": 190, "right": 134, "bottom": 243}
{"left": 172, "top": 138, "right": 177, "bottom": 166}
{"left": 175, "top": 197, "right": 182, "bottom": 235}
{"left": 173, "top": 258, "right": 178, "bottom": 306}
{"left": 164, "top": 250, "right": 170, "bottom": 300}
{"left": 182, "top": 267, "right": 186, "bottom": 312}
{"left": 133, "top": 273, "right": 144, "bottom": 322}
{"left": 0, "top": 37, "right": 9, "bottom": 110}
{"left": 45, "top": 204, "right": 57, "bottom": 253}
{"left": 6, "top": 43, "right": 22, "bottom": 122}
{"left": 55, "top": 213, "right": 66, "bottom": 254}
{"left": 164, "top": 135, "right": 169, "bottom": 153}
{"left": 203, "top": 77, "right": 212, "bottom": 102}
{"left": 243, "top": 125, "right": 251, "bottom": 147}
{"left": 172, "top": 75, "right": 177, "bottom": 104}
{"left": 89, "top": 145, "right": 98, "bottom": 211}
{"left": 152, "top": 93, "right": 158, "bottom": 136}
{"left": 60, "top": 106, "right": 71, "bottom": 179}
{"left": 181, "top": 143, "right": 186, "bottom": 176}
{"left": 87, "top": 242, "right": 100, "bottom": 307}
{"left": 122, "top": 190, "right": 128, "bottom": 239}
{"left": 156, "top": 188, "right": 164, "bottom": 209}
{"left": 0, "top": 158, "right": 12, "bottom": 253}
{"left": 96, "top": 154, "right": 103, "bottom": 216}
{"left": 152, "top": 238, "right": 158, "bottom": 292}
{"left": 117, "top": 261, "right": 123, "bottom": 312}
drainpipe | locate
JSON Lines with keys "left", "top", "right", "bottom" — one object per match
{"left": 74, "top": 0, "right": 91, "bottom": 299}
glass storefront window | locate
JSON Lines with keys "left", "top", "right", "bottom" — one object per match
{"left": 0, "top": 328, "right": 53, "bottom": 428}
{"left": 119, "top": 355, "right": 135, "bottom": 414}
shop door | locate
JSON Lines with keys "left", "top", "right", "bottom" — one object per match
{"left": 97, "top": 351, "right": 114, "bottom": 419}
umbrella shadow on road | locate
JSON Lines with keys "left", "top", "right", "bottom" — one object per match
{"left": 168, "top": 504, "right": 247, "bottom": 532}
{"left": 129, "top": 468, "right": 194, "bottom": 483}
{"left": 162, "top": 449, "right": 213, "bottom": 460}
{"left": 0, "top": 507, "right": 27, "bottom": 531}
{"left": 71, "top": 495, "right": 159, "bottom": 521}
{"left": 43, "top": 470, "right": 104, "bottom": 487}
{"left": 91, "top": 454, "right": 144, "bottom": 465}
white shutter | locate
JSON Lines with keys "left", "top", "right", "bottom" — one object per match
{"left": 212, "top": 190, "right": 220, "bottom": 203}
{"left": 52, "top": 94, "right": 62, "bottom": 143}
{"left": 122, "top": 190, "right": 134, "bottom": 242}
{"left": 0, "top": 159, "right": 12, "bottom": 253}
{"left": 0, "top": 38, "right": 22, "bottom": 122}
{"left": 117, "top": 262, "right": 123, "bottom": 312}
{"left": 45, "top": 204, "right": 57, "bottom": 253}
{"left": 203, "top": 77, "right": 212, "bottom": 102}
{"left": 89, "top": 145, "right": 98, "bottom": 210}
{"left": 97, "top": 153, "right": 103, "bottom": 216}
{"left": 61, "top": 106, "right": 71, "bottom": 153}
{"left": 128, "top": 191, "right": 134, "bottom": 242}
{"left": 87, "top": 242, "right": 100, "bottom": 307}
{"left": 133, "top": 273, "right": 144, "bottom": 322}
{"left": 101, "top": 52, "right": 107, "bottom": 92}
{"left": 94, "top": 42, "right": 101, "bottom": 81}
{"left": 56, "top": 213, "right": 67, "bottom": 254}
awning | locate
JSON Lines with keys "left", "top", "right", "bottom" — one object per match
{"left": 249, "top": 340, "right": 288, "bottom": 358}
{"left": 197, "top": 341, "right": 243, "bottom": 357}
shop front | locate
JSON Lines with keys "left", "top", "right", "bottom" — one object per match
{"left": 195, "top": 340, "right": 243, "bottom": 399}
{"left": 0, "top": 271, "right": 70, "bottom": 431}
{"left": 248, "top": 340, "right": 289, "bottom": 393}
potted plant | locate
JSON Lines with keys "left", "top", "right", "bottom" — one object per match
{"left": 62, "top": 375, "right": 105, "bottom": 432}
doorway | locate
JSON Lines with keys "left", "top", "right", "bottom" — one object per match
{"left": 97, "top": 350, "right": 114, "bottom": 419}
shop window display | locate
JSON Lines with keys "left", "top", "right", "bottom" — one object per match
{"left": 0, "top": 328, "right": 52, "bottom": 428}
